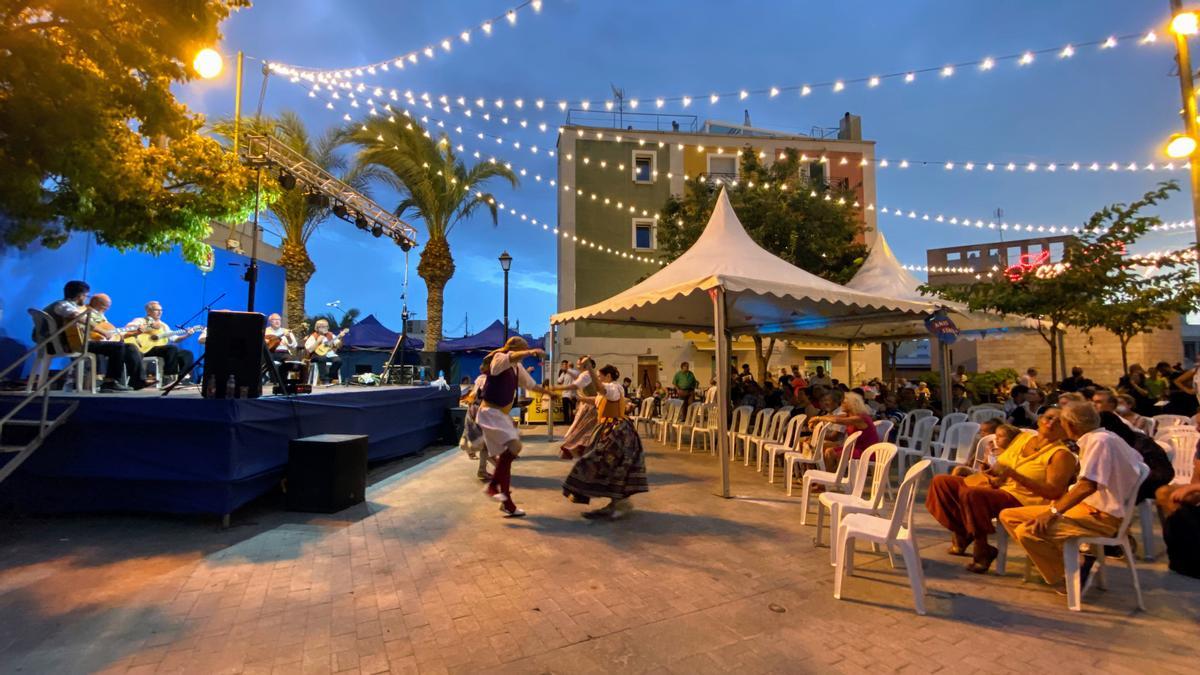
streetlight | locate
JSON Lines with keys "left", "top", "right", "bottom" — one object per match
{"left": 1168, "top": 1, "right": 1200, "bottom": 273}
{"left": 499, "top": 251, "right": 513, "bottom": 339}
{"left": 193, "top": 48, "right": 224, "bottom": 79}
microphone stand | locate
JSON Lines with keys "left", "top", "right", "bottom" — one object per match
{"left": 161, "top": 292, "right": 225, "bottom": 397}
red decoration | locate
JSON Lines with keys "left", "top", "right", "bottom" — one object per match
{"left": 1004, "top": 250, "right": 1051, "bottom": 281}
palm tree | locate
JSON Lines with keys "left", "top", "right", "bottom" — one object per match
{"left": 212, "top": 112, "right": 368, "bottom": 329}
{"left": 345, "top": 117, "right": 518, "bottom": 351}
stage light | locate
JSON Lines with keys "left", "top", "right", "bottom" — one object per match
{"left": 278, "top": 170, "right": 297, "bottom": 190}
{"left": 332, "top": 202, "right": 349, "bottom": 219}
{"left": 306, "top": 192, "right": 330, "bottom": 209}
{"left": 193, "top": 48, "right": 223, "bottom": 79}
{"left": 371, "top": 224, "right": 384, "bottom": 237}
{"left": 1166, "top": 133, "right": 1198, "bottom": 158}
{"left": 355, "top": 214, "right": 370, "bottom": 230}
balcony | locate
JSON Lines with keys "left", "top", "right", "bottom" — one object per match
{"left": 564, "top": 109, "right": 699, "bottom": 132}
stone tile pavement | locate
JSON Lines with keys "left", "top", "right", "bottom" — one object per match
{"left": 0, "top": 431, "right": 1197, "bottom": 674}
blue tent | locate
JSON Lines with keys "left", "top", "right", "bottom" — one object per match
{"left": 343, "top": 314, "right": 406, "bottom": 349}
{"left": 439, "top": 319, "right": 543, "bottom": 352}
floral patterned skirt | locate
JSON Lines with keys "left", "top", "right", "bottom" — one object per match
{"left": 562, "top": 418, "right": 649, "bottom": 503}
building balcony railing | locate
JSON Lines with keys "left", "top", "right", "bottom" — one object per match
{"left": 565, "top": 109, "right": 699, "bottom": 132}
{"left": 696, "top": 174, "right": 850, "bottom": 193}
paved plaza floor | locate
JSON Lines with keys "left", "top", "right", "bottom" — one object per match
{"left": 0, "top": 430, "right": 1197, "bottom": 674}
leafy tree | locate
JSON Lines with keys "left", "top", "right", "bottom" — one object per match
{"left": 1080, "top": 254, "right": 1200, "bottom": 375}
{"left": 306, "top": 307, "right": 360, "bottom": 333}
{"left": 924, "top": 182, "right": 1185, "bottom": 385}
{"left": 345, "top": 116, "right": 517, "bottom": 351}
{"left": 0, "top": 0, "right": 258, "bottom": 264}
{"left": 212, "top": 112, "right": 371, "bottom": 329}
{"left": 658, "top": 148, "right": 867, "bottom": 380}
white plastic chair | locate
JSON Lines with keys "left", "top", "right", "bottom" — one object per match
{"left": 930, "top": 412, "right": 969, "bottom": 455}
{"left": 763, "top": 415, "right": 807, "bottom": 481}
{"left": 143, "top": 356, "right": 166, "bottom": 389}
{"left": 873, "top": 420, "right": 894, "bottom": 446}
{"left": 895, "top": 409, "right": 934, "bottom": 449}
{"left": 724, "top": 405, "right": 755, "bottom": 460}
{"left": 689, "top": 405, "right": 718, "bottom": 454}
{"left": 896, "top": 415, "right": 938, "bottom": 475}
{"left": 655, "top": 399, "right": 685, "bottom": 443}
{"left": 968, "top": 406, "right": 1007, "bottom": 425}
{"left": 670, "top": 402, "right": 705, "bottom": 449}
{"left": 970, "top": 433, "right": 998, "bottom": 472}
{"left": 733, "top": 408, "right": 773, "bottom": 462}
{"left": 816, "top": 442, "right": 899, "bottom": 556}
{"left": 784, "top": 423, "right": 842, "bottom": 496}
{"left": 833, "top": 459, "right": 931, "bottom": 615}
{"left": 1063, "top": 463, "right": 1150, "bottom": 612}
{"left": 799, "top": 430, "right": 862, "bottom": 525}
{"left": 747, "top": 408, "right": 792, "bottom": 468}
{"left": 630, "top": 397, "right": 656, "bottom": 436}
{"left": 1152, "top": 414, "right": 1193, "bottom": 432}
{"left": 929, "top": 421, "right": 981, "bottom": 474}
{"left": 1159, "top": 427, "right": 1199, "bottom": 485}
{"left": 26, "top": 308, "right": 99, "bottom": 394}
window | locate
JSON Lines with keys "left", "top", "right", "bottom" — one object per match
{"left": 706, "top": 153, "right": 737, "bottom": 178}
{"left": 802, "top": 160, "right": 826, "bottom": 187}
{"left": 632, "top": 151, "right": 656, "bottom": 183}
{"left": 632, "top": 218, "right": 656, "bottom": 250}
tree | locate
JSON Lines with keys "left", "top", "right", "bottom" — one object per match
{"left": 0, "top": 0, "right": 258, "bottom": 264}
{"left": 345, "top": 117, "right": 518, "bottom": 351}
{"left": 658, "top": 148, "right": 867, "bottom": 380}
{"left": 306, "top": 307, "right": 360, "bottom": 332}
{"left": 213, "top": 112, "right": 370, "bottom": 329}
{"left": 925, "top": 182, "right": 1186, "bottom": 385}
{"left": 1081, "top": 255, "right": 1200, "bottom": 375}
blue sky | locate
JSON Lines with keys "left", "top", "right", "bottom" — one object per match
{"left": 178, "top": 0, "right": 1191, "bottom": 336}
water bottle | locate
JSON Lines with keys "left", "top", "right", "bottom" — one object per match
{"left": 225, "top": 374, "right": 236, "bottom": 398}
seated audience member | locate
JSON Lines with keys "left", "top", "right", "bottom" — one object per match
{"left": 763, "top": 380, "right": 784, "bottom": 409}
{"left": 807, "top": 392, "right": 879, "bottom": 472}
{"left": 1156, "top": 440, "right": 1200, "bottom": 578}
{"left": 951, "top": 419, "right": 1009, "bottom": 476}
{"left": 703, "top": 378, "right": 718, "bottom": 405}
{"left": 999, "top": 402, "right": 1144, "bottom": 590}
{"left": 1115, "top": 393, "right": 1154, "bottom": 436}
{"left": 1059, "top": 367, "right": 1094, "bottom": 393}
{"left": 929, "top": 411, "right": 1074, "bottom": 573}
{"left": 1095, "top": 408, "right": 1174, "bottom": 505}
{"left": 1006, "top": 385, "right": 1036, "bottom": 428}
{"left": 1025, "top": 388, "right": 1047, "bottom": 417}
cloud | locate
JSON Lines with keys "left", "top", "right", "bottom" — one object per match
{"left": 459, "top": 252, "right": 556, "bottom": 296}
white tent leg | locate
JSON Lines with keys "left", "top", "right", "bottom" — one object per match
{"left": 713, "top": 287, "right": 731, "bottom": 498}
{"left": 939, "top": 340, "right": 953, "bottom": 416}
{"left": 846, "top": 341, "right": 854, "bottom": 386}
{"left": 547, "top": 323, "right": 557, "bottom": 441}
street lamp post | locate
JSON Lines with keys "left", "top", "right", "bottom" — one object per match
{"left": 499, "top": 252, "right": 513, "bottom": 340}
{"left": 1168, "top": 1, "right": 1200, "bottom": 272}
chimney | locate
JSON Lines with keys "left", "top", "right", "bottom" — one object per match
{"left": 838, "top": 112, "right": 862, "bottom": 140}
{"left": 743, "top": 109, "right": 752, "bottom": 127}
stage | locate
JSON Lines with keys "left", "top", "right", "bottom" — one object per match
{"left": 0, "top": 384, "right": 460, "bottom": 519}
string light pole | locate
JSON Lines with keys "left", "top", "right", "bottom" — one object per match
{"left": 499, "top": 251, "right": 513, "bottom": 339}
{"left": 1167, "top": 2, "right": 1200, "bottom": 272}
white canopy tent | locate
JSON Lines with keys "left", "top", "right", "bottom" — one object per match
{"left": 550, "top": 189, "right": 935, "bottom": 496}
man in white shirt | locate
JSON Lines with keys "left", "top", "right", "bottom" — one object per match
{"left": 1018, "top": 367, "right": 1039, "bottom": 390}
{"left": 556, "top": 360, "right": 578, "bottom": 420}
{"left": 1000, "top": 402, "right": 1145, "bottom": 588}
{"left": 124, "top": 301, "right": 199, "bottom": 384}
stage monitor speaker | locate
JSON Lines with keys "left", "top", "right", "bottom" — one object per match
{"left": 355, "top": 363, "right": 373, "bottom": 375}
{"left": 286, "top": 434, "right": 368, "bottom": 513}
{"left": 202, "top": 310, "right": 265, "bottom": 399}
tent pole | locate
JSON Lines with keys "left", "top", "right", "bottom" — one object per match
{"left": 846, "top": 341, "right": 854, "bottom": 386}
{"left": 939, "top": 340, "right": 953, "bottom": 415}
{"left": 547, "top": 323, "right": 556, "bottom": 441}
{"left": 713, "top": 287, "right": 731, "bottom": 498}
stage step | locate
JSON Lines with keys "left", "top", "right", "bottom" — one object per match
{"left": 0, "top": 400, "right": 78, "bottom": 484}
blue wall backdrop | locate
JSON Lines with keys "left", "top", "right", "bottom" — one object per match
{"left": 0, "top": 235, "right": 285, "bottom": 377}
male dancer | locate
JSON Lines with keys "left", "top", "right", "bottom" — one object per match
{"left": 476, "top": 336, "right": 555, "bottom": 517}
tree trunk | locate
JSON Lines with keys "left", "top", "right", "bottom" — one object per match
{"left": 280, "top": 239, "right": 315, "bottom": 330}
{"left": 417, "top": 235, "right": 455, "bottom": 352}
{"left": 1048, "top": 327, "right": 1059, "bottom": 386}
{"left": 1119, "top": 334, "right": 1130, "bottom": 376}
{"left": 751, "top": 335, "right": 775, "bottom": 382}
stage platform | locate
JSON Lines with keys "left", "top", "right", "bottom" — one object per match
{"left": 0, "top": 384, "right": 460, "bottom": 518}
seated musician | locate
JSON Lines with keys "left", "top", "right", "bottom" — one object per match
{"left": 42, "top": 282, "right": 148, "bottom": 392}
{"left": 124, "top": 301, "right": 198, "bottom": 385}
{"left": 304, "top": 319, "right": 345, "bottom": 384}
{"left": 264, "top": 313, "right": 297, "bottom": 362}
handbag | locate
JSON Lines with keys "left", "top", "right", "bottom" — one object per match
{"left": 460, "top": 403, "right": 485, "bottom": 457}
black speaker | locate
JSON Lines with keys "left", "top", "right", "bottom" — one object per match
{"left": 202, "top": 310, "right": 265, "bottom": 399}
{"left": 286, "top": 434, "right": 368, "bottom": 513}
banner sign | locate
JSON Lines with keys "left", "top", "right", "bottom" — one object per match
{"left": 924, "top": 310, "right": 960, "bottom": 344}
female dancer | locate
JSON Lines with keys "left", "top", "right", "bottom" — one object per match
{"left": 563, "top": 363, "right": 649, "bottom": 519}
{"left": 477, "top": 337, "right": 554, "bottom": 517}
{"left": 556, "top": 355, "right": 599, "bottom": 459}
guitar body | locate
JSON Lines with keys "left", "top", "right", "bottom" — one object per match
{"left": 311, "top": 329, "right": 349, "bottom": 357}
{"left": 265, "top": 335, "right": 283, "bottom": 352}
{"left": 124, "top": 326, "right": 203, "bottom": 354}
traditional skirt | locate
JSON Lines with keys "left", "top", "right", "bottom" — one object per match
{"left": 559, "top": 403, "right": 599, "bottom": 457}
{"left": 562, "top": 418, "right": 649, "bottom": 503}
{"left": 477, "top": 406, "right": 519, "bottom": 458}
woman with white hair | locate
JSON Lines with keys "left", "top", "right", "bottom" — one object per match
{"left": 808, "top": 392, "right": 879, "bottom": 473}
{"left": 477, "top": 336, "right": 555, "bottom": 517}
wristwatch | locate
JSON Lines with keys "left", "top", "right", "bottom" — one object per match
{"left": 1048, "top": 505, "right": 1061, "bottom": 518}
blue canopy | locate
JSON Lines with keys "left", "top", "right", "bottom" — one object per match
{"left": 439, "top": 319, "right": 543, "bottom": 353}
{"left": 342, "top": 314, "right": 420, "bottom": 350}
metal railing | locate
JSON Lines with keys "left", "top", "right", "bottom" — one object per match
{"left": 564, "top": 110, "right": 699, "bottom": 132}
{"left": 0, "top": 313, "right": 87, "bottom": 483}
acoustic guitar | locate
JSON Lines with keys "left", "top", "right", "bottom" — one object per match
{"left": 311, "top": 328, "right": 349, "bottom": 357}
{"left": 265, "top": 329, "right": 296, "bottom": 352}
{"left": 125, "top": 326, "right": 203, "bottom": 354}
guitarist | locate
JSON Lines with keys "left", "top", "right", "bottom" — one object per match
{"left": 42, "top": 282, "right": 148, "bottom": 392}
{"left": 304, "top": 318, "right": 346, "bottom": 384}
{"left": 264, "top": 313, "right": 298, "bottom": 377}
{"left": 123, "top": 301, "right": 197, "bottom": 385}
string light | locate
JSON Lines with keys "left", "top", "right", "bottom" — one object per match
{"left": 266, "top": 0, "right": 548, "bottom": 80}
